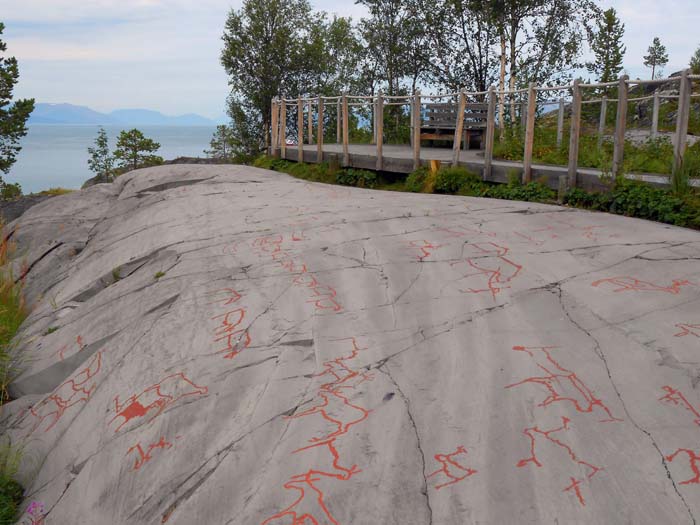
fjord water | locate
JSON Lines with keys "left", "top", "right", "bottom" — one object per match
{"left": 7, "top": 125, "right": 216, "bottom": 193}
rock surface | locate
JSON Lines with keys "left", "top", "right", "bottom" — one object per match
{"left": 3, "top": 164, "right": 700, "bottom": 525}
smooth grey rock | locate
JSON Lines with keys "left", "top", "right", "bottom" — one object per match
{"left": 2, "top": 164, "right": 700, "bottom": 525}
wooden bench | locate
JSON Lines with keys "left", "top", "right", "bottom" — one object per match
{"left": 420, "top": 102, "right": 488, "bottom": 149}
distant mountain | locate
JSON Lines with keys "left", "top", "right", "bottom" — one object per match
{"left": 28, "top": 103, "right": 216, "bottom": 126}
{"left": 29, "top": 103, "right": 118, "bottom": 125}
{"left": 109, "top": 109, "right": 215, "bottom": 126}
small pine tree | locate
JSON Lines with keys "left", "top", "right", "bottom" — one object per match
{"left": 204, "top": 125, "right": 236, "bottom": 160}
{"left": 87, "top": 127, "right": 114, "bottom": 181}
{"left": 587, "top": 8, "right": 626, "bottom": 83}
{"left": 0, "top": 22, "right": 35, "bottom": 179}
{"left": 643, "top": 37, "right": 669, "bottom": 79}
{"left": 114, "top": 129, "right": 162, "bottom": 172}
{"left": 690, "top": 45, "right": 700, "bottom": 75}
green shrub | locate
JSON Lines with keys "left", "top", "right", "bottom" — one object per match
{"left": 405, "top": 167, "right": 428, "bottom": 192}
{"left": 0, "top": 443, "right": 23, "bottom": 524}
{"left": 484, "top": 181, "right": 556, "bottom": 202}
{"left": 565, "top": 178, "right": 700, "bottom": 228}
{"left": 434, "top": 167, "right": 481, "bottom": 194}
{"left": 335, "top": 169, "right": 377, "bottom": 188}
{"left": 0, "top": 183, "right": 22, "bottom": 201}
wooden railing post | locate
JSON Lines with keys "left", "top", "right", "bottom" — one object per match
{"left": 307, "top": 99, "right": 314, "bottom": 145}
{"left": 316, "top": 96, "right": 324, "bottom": 162}
{"left": 556, "top": 98, "right": 565, "bottom": 148}
{"left": 523, "top": 83, "right": 537, "bottom": 182}
{"left": 597, "top": 96, "right": 607, "bottom": 149}
{"left": 651, "top": 90, "right": 660, "bottom": 138}
{"left": 451, "top": 90, "right": 467, "bottom": 167}
{"left": 376, "top": 91, "right": 384, "bottom": 170}
{"left": 412, "top": 89, "right": 421, "bottom": 169}
{"left": 484, "top": 86, "right": 496, "bottom": 180}
{"left": 567, "top": 79, "right": 582, "bottom": 188}
{"left": 672, "top": 69, "right": 692, "bottom": 182}
{"left": 342, "top": 94, "right": 349, "bottom": 166}
{"left": 297, "top": 97, "right": 304, "bottom": 162}
{"left": 612, "top": 74, "right": 629, "bottom": 177}
{"left": 280, "top": 99, "right": 287, "bottom": 159}
{"left": 336, "top": 99, "right": 341, "bottom": 143}
{"left": 270, "top": 97, "right": 279, "bottom": 157}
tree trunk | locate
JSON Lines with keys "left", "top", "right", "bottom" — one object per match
{"left": 498, "top": 32, "right": 507, "bottom": 140}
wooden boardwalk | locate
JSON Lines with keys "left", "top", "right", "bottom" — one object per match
{"left": 277, "top": 143, "right": 696, "bottom": 190}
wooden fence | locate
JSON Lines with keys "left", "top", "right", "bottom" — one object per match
{"left": 270, "top": 71, "right": 699, "bottom": 189}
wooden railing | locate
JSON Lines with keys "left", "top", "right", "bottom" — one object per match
{"left": 270, "top": 70, "right": 699, "bottom": 189}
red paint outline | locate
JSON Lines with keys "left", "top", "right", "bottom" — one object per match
{"left": 427, "top": 446, "right": 478, "bottom": 490}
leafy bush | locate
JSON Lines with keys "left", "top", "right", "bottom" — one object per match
{"left": 434, "top": 167, "right": 481, "bottom": 194}
{"left": 335, "top": 169, "right": 377, "bottom": 188}
{"left": 405, "top": 167, "right": 428, "bottom": 192}
{"left": 484, "top": 181, "right": 556, "bottom": 202}
{"left": 0, "top": 183, "right": 21, "bottom": 201}
{"left": 565, "top": 178, "right": 700, "bottom": 228}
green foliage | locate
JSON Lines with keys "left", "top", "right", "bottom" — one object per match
{"left": 0, "top": 442, "right": 24, "bottom": 524}
{"left": 204, "top": 125, "right": 236, "bottom": 161}
{"left": 221, "top": 0, "right": 360, "bottom": 157}
{"left": 335, "top": 168, "right": 377, "bottom": 188}
{"left": 0, "top": 182, "right": 20, "bottom": 201}
{"left": 87, "top": 127, "right": 114, "bottom": 181}
{"left": 38, "top": 187, "right": 73, "bottom": 196}
{"left": 587, "top": 8, "right": 625, "bottom": 83}
{"left": 565, "top": 178, "right": 700, "bottom": 228}
{"left": 691, "top": 45, "right": 700, "bottom": 75}
{"left": 434, "top": 166, "right": 481, "bottom": 194}
{"left": 154, "top": 271, "right": 166, "bottom": 280}
{"left": 484, "top": 180, "right": 556, "bottom": 202}
{"left": 113, "top": 129, "right": 162, "bottom": 172}
{"left": 111, "top": 266, "right": 121, "bottom": 282}
{"left": 43, "top": 326, "right": 59, "bottom": 336}
{"left": 405, "top": 167, "right": 428, "bottom": 192}
{"left": 0, "top": 22, "right": 35, "bottom": 177}
{"left": 643, "top": 37, "right": 669, "bottom": 79}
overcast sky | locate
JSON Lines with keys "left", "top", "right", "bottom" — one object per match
{"left": 3, "top": 0, "right": 698, "bottom": 119}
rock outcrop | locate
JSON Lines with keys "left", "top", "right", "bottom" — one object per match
{"left": 2, "top": 164, "right": 700, "bottom": 524}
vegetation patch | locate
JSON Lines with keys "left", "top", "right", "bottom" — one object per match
{"left": 0, "top": 224, "right": 28, "bottom": 521}
{"left": 254, "top": 155, "right": 700, "bottom": 229}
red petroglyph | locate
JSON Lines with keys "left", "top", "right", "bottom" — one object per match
{"left": 27, "top": 351, "right": 102, "bottom": 435}
{"left": 206, "top": 288, "right": 243, "bottom": 306}
{"left": 666, "top": 449, "right": 700, "bottom": 485}
{"left": 212, "top": 308, "right": 246, "bottom": 335}
{"left": 110, "top": 373, "right": 208, "bottom": 433}
{"left": 292, "top": 232, "right": 306, "bottom": 241}
{"left": 516, "top": 416, "right": 602, "bottom": 506}
{"left": 126, "top": 436, "right": 173, "bottom": 470}
{"left": 214, "top": 329, "right": 252, "bottom": 359}
{"left": 450, "top": 243, "right": 522, "bottom": 299}
{"left": 659, "top": 386, "right": 700, "bottom": 427}
{"left": 251, "top": 235, "right": 344, "bottom": 313}
{"left": 514, "top": 226, "right": 559, "bottom": 246}
{"left": 221, "top": 243, "right": 238, "bottom": 255}
{"left": 427, "top": 446, "right": 478, "bottom": 490}
{"left": 591, "top": 277, "right": 694, "bottom": 294}
{"left": 506, "top": 346, "right": 622, "bottom": 423}
{"left": 54, "top": 335, "right": 87, "bottom": 361}
{"left": 262, "top": 338, "right": 373, "bottom": 524}
{"left": 674, "top": 324, "right": 700, "bottom": 338}
{"left": 407, "top": 240, "right": 444, "bottom": 262}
